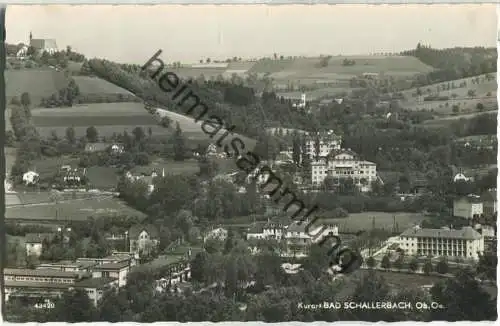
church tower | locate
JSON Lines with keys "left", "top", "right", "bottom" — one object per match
{"left": 29, "top": 31, "right": 32, "bottom": 42}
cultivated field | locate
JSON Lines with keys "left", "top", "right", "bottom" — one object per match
{"left": 6, "top": 196, "right": 146, "bottom": 221}
{"left": 130, "top": 159, "right": 200, "bottom": 176}
{"left": 420, "top": 110, "right": 497, "bottom": 128}
{"left": 402, "top": 97, "right": 497, "bottom": 114}
{"left": 320, "top": 212, "right": 425, "bottom": 233}
{"left": 249, "top": 55, "right": 434, "bottom": 77}
{"left": 73, "top": 76, "right": 135, "bottom": 96}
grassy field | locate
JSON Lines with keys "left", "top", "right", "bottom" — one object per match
{"left": 6, "top": 69, "right": 68, "bottom": 103}
{"left": 73, "top": 76, "right": 135, "bottom": 96}
{"left": 319, "top": 212, "right": 425, "bottom": 233}
{"left": 6, "top": 196, "right": 146, "bottom": 221}
{"left": 130, "top": 158, "right": 200, "bottom": 176}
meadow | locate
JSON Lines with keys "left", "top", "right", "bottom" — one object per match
{"left": 6, "top": 69, "right": 67, "bottom": 103}
{"left": 402, "top": 97, "right": 497, "bottom": 114}
{"left": 6, "top": 196, "right": 147, "bottom": 221}
{"left": 31, "top": 103, "right": 172, "bottom": 138}
{"left": 319, "top": 212, "right": 425, "bottom": 233}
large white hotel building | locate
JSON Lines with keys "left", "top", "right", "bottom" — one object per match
{"left": 399, "top": 226, "right": 484, "bottom": 260}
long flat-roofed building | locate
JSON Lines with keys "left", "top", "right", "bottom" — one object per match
{"left": 4, "top": 268, "right": 118, "bottom": 306}
{"left": 399, "top": 226, "right": 484, "bottom": 260}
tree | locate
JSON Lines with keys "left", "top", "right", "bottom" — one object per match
{"left": 476, "top": 102, "right": 484, "bottom": 112}
{"left": 423, "top": 260, "right": 433, "bottom": 275}
{"left": 408, "top": 257, "right": 419, "bottom": 273}
{"left": 86, "top": 126, "right": 99, "bottom": 142}
{"left": 476, "top": 253, "right": 497, "bottom": 280}
{"left": 430, "top": 269, "right": 496, "bottom": 321}
{"left": 49, "top": 289, "right": 96, "bottom": 322}
{"left": 366, "top": 256, "right": 376, "bottom": 269}
{"left": 160, "top": 116, "right": 171, "bottom": 128}
{"left": 172, "top": 122, "right": 186, "bottom": 161}
{"left": 467, "top": 89, "right": 476, "bottom": 98}
{"left": 393, "top": 255, "right": 404, "bottom": 270}
{"left": 132, "top": 126, "right": 145, "bottom": 143}
{"left": 436, "top": 258, "right": 449, "bottom": 274}
{"left": 65, "top": 126, "right": 76, "bottom": 144}
{"left": 190, "top": 251, "right": 208, "bottom": 283}
{"left": 380, "top": 255, "right": 391, "bottom": 270}
{"left": 20, "top": 92, "right": 32, "bottom": 119}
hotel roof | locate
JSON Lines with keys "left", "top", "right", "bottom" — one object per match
{"left": 94, "top": 261, "right": 129, "bottom": 270}
{"left": 4, "top": 268, "right": 82, "bottom": 278}
{"left": 401, "top": 226, "right": 482, "bottom": 240}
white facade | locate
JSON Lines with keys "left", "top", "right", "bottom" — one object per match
{"left": 22, "top": 171, "right": 39, "bottom": 185}
{"left": 399, "top": 226, "right": 484, "bottom": 260}
{"left": 26, "top": 243, "right": 43, "bottom": 257}
{"left": 304, "top": 133, "right": 342, "bottom": 159}
{"left": 311, "top": 150, "right": 377, "bottom": 191}
{"left": 453, "top": 196, "right": 484, "bottom": 219}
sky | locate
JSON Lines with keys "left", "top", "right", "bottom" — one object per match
{"left": 6, "top": 4, "right": 498, "bottom": 64}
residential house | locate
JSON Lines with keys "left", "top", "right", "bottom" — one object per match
{"left": 481, "top": 189, "right": 497, "bottom": 217}
{"left": 22, "top": 171, "right": 39, "bottom": 185}
{"left": 76, "top": 252, "right": 137, "bottom": 268}
{"left": 204, "top": 227, "right": 228, "bottom": 242}
{"left": 25, "top": 233, "right": 56, "bottom": 257}
{"left": 311, "top": 149, "right": 377, "bottom": 192}
{"left": 246, "top": 225, "right": 265, "bottom": 240}
{"left": 128, "top": 224, "right": 160, "bottom": 256}
{"left": 399, "top": 225, "right": 484, "bottom": 260}
{"left": 453, "top": 194, "right": 484, "bottom": 219}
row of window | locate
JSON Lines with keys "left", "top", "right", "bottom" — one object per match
{"left": 6, "top": 276, "right": 74, "bottom": 284}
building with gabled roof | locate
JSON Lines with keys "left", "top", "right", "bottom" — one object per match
{"left": 128, "top": 224, "right": 160, "bottom": 256}
{"left": 25, "top": 233, "right": 56, "bottom": 257}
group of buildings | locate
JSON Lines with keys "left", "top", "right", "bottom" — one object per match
{"left": 9, "top": 224, "right": 174, "bottom": 308}
{"left": 244, "top": 217, "right": 339, "bottom": 257}
{"left": 301, "top": 131, "right": 378, "bottom": 192}
{"left": 397, "top": 189, "right": 497, "bottom": 261}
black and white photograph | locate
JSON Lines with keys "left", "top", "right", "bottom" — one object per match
{"left": 1, "top": 4, "right": 498, "bottom": 322}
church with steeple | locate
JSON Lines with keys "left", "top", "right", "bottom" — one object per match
{"left": 28, "top": 31, "right": 58, "bottom": 55}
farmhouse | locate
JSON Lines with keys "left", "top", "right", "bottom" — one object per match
{"left": 453, "top": 194, "right": 484, "bottom": 219}
{"left": 311, "top": 149, "right": 377, "bottom": 191}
